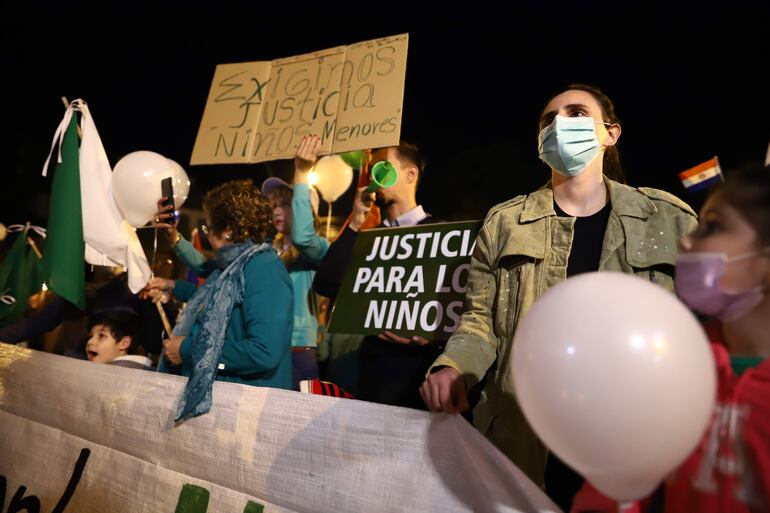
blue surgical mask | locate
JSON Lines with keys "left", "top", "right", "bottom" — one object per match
{"left": 538, "top": 115, "right": 609, "bottom": 177}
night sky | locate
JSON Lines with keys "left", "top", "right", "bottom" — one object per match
{"left": 2, "top": 1, "right": 768, "bottom": 230}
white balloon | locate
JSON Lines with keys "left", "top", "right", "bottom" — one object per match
{"left": 112, "top": 151, "right": 174, "bottom": 227}
{"left": 511, "top": 272, "right": 716, "bottom": 502}
{"left": 312, "top": 155, "right": 353, "bottom": 203}
{"left": 166, "top": 158, "right": 191, "bottom": 208}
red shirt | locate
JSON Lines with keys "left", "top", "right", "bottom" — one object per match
{"left": 574, "top": 324, "right": 770, "bottom": 513}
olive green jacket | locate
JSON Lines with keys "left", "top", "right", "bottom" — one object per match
{"left": 430, "top": 179, "right": 697, "bottom": 484}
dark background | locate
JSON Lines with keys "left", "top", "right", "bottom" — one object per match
{"left": 2, "top": 1, "right": 767, "bottom": 228}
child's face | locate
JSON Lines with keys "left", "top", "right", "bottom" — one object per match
{"left": 270, "top": 194, "right": 292, "bottom": 235}
{"left": 86, "top": 324, "right": 129, "bottom": 364}
{"left": 680, "top": 192, "right": 769, "bottom": 292}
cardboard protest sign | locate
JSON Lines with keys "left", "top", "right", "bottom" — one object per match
{"left": 190, "top": 61, "right": 273, "bottom": 165}
{"left": 191, "top": 34, "right": 408, "bottom": 165}
{"left": 0, "top": 343, "right": 560, "bottom": 513}
{"left": 327, "top": 221, "right": 482, "bottom": 340}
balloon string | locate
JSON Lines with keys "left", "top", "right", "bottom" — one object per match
{"left": 8, "top": 224, "right": 47, "bottom": 238}
{"left": 0, "top": 288, "right": 16, "bottom": 305}
{"left": 325, "top": 201, "right": 332, "bottom": 240}
{"left": 26, "top": 238, "right": 43, "bottom": 259}
{"left": 618, "top": 501, "right": 640, "bottom": 513}
{"left": 151, "top": 227, "right": 158, "bottom": 272}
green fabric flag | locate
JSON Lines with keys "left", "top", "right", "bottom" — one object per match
{"left": 43, "top": 115, "right": 85, "bottom": 309}
{"left": 0, "top": 228, "right": 44, "bottom": 325}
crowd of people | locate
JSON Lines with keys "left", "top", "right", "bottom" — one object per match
{"left": 1, "top": 84, "right": 768, "bottom": 512}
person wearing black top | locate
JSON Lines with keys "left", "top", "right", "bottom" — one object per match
{"left": 421, "top": 84, "right": 696, "bottom": 508}
{"left": 314, "top": 142, "right": 443, "bottom": 410}
{"left": 544, "top": 199, "right": 611, "bottom": 509}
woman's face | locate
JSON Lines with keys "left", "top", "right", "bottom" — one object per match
{"left": 679, "top": 192, "right": 770, "bottom": 292}
{"left": 539, "top": 89, "right": 613, "bottom": 143}
{"left": 203, "top": 218, "right": 230, "bottom": 251}
{"left": 271, "top": 195, "right": 292, "bottom": 235}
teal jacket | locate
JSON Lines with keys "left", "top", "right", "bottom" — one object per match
{"left": 174, "top": 184, "right": 328, "bottom": 349}
{"left": 173, "top": 248, "right": 293, "bottom": 390}
{"left": 287, "top": 183, "right": 329, "bottom": 348}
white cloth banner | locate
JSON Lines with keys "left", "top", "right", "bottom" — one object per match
{"left": 0, "top": 343, "right": 561, "bottom": 513}
{"left": 41, "top": 100, "right": 152, "bottom": 293}
{"left": 77, "top": 100, "right": 152, "bottom": 293}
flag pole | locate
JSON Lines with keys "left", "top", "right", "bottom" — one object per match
{"left": 155, "top": 301, "right": 173, "bottom": 338}
{"left": 60, "top": 96, "right": 82, "bottom": 138}
{"left": 26, "top": 237, "right": 42, "bottom": 259}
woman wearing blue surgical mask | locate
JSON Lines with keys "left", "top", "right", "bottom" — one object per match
{"left": 422, "top": 83, "right": 698, "bottom": 509}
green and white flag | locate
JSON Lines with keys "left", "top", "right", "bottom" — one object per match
{"left": 42, "top": 112, "right": 85, "bottom": 308}
{"left": 0, "top": 225, "right": 44, "bottom": 324}
{"left": 41, "top": 100, "right": 151, "bottom": 307}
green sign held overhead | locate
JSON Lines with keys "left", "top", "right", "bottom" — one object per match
{"left": 328, "top": 220, "right": 481, "bottom": 341}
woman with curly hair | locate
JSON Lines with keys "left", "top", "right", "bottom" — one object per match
{"left": 145, "top": 179, "right": 293, "bottom": 422}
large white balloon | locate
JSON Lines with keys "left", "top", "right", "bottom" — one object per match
{"left": 312, "top": 155, "right": 353, "bottom": 203}
{"left": 512, "top": 272, "right": 716, "bottom": 502}
{"left": 112, "top": 151, "right": 174, "bottom": 227}
{"left": 166, "top": 158, "right": 191, "bottom": 208}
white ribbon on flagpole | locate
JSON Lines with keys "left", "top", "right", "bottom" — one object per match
{"left": 41, "top": 107, "right": 76, "bottom": 177}
{"left": 0, "top": 289, "right": 16, "bottom": 305}
{"left": 7, "top": 224, "right": 47, "bottom": 238}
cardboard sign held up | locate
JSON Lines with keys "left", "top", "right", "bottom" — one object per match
{"left": 191, "top": 34, "right": 408, "bottom": 165}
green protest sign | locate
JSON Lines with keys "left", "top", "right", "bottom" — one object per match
{"left": 328, "top": 220, "right": 481, "bottom": 340}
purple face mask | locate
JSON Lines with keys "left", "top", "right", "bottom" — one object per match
{"left": 675, "top": 251, "right": 767, "bottom": 322}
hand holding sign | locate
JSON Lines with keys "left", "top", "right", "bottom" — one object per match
{"left": 294, "top": 135, "right": 322, "bottom": 176}
{"left": 379, "top": 331, "right": 430, "bottom": 346}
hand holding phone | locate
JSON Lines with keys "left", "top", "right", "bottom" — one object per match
{"left": 155, "top": 178, "right": 179, "bottom": 243}
{"left": 159, "top": 177, "right": 179, "bottom": 226}
{"left": 160, "top": 177, "right": 175, "bottom": 215}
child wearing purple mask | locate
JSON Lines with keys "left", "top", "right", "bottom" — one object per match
{"left": 574, "top": 166, "right": 770, "bottom": 513}
{"left": 675, "top": 174, "right": 770, "bottom": 322}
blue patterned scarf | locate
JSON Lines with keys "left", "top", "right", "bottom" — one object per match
{"left": 172, "top": 241, "right": 271, "bottom": 422}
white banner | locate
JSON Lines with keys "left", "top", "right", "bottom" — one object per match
{"left": 0, "top": 343, "right": 560, "bottom": 513}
